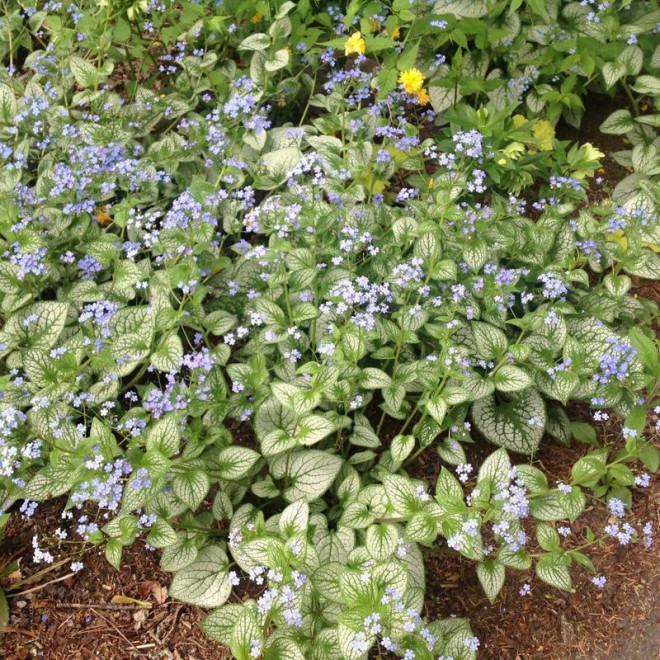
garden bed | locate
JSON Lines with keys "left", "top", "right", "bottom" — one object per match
{"left": 1, "top": 2, "right": 660, "bottom": 659}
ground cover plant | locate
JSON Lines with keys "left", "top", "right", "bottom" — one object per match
{"left": 0, "top": 0, "right": 659, "bottom": 658}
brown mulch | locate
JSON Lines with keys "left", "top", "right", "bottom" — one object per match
{"left": 1, "top": 503, "right": 228, "bottom": 660}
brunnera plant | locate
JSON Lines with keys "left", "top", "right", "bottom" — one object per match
{"left": 0, "top": 1, "right": 658, "bottom": 658}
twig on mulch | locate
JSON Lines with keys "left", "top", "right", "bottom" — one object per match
{"left": 55, "top": 602, "right": 149, "bottom": 611}
{"left": 91, "top": 607, "right": 140, "bottom": 652}
{"left": 7, "top": 572, "right": 76, "bottom": 597}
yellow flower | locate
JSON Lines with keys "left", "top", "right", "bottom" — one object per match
{"left": 497, "top": 157, "right": 507, "bottom": 166}
{"left": 250, "top": 12, "right": 263, "bottom": 23}
{"left": 512, "top": 114, "right": 527, "bottom": 128}
{"left": 532, "top": 119, "right": 555, "bottom": 151}
{"left": 369, "top": 18, "right": 380, "bottom": 32}
{"left": 415, "top": 88, "right": 430, "bottom": 105}
{"left": 398, "top": 68, "right": 424, "bottom": 95}
{"left": 581, "top": 142, "right": 604, "bottom": 162}
{"left": 344, "top": 32, "right": 366, "bottom": 56}
{"left": 391, "top": 25, "right": 401, "bottom": 40}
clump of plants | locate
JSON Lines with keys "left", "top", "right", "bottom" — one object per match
{"left": 0, "top": 0, "right": 658, "bottom": 658}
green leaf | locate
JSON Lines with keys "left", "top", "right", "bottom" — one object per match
{"left": 435, "top": 467, "right": 465, "bottom": 504}
{"left": 265, "top": 48, "right": 290, "bottom": 72}
{"left": 557, "top": 486, "right": 586, "bottom": 521}
{"left": 382, "top": 473, "right": 418, "bottom": 516}
{"left": 602, "top": 61, "right": 626, "bottom": 88}
{"left": 217, "top": 446, "right": 260, "bottom": 480}
{"left": 536, "top": 555, "right": 572, "bottom": 591}
{"left": 295, "top": 414, "right": 335, "bottom": 446}
{"left": 477, "top": 447, "right": 511, "bottom": 492}
{"left": 426, "top": 396, "right": 448, "bottom": 425}
{"left": 261, "top": 146, "right": 301, "bottom": 178}
{"left": 279, "top": 500, "right": 309, "bottom": 536}
{"left": 0, "top": 588, "right": 8, "bottom": 626}
{"left": 151, "top": 334, "right": 183, "bottom": 372}
{"left": 639, "top": 445, "right": 660, "bottom": 472}
{"left": 632, "top": 75, "right": 660, "bottom": 95}
{"left": 24, "top": 464, "right": 80, "bottom": 500}
{"left": 365, "top": 524, "right": 399, "bottom": 561}
{"left": 617, "top": 45, "right": 643, "bottom": 76}
{"left": 145, "top": 416, "right": 181, "bottom": 457}
{"left": 169, "top": 546, "right": 232, "bottom": 608}
{"left": 476, "top": 560, "right": 505, "bottom": 603}
{"left": 628, "top": 328, "right": 659, "bottom": 376}
{"left": 471, "top": 389, "right": 546, "bottom": 455}
{"left": 4, "top": 302, "right": 69, "bottom": 350}
{"left": 69, "top": 56, "right": 99, "bottom": 87}
{"left": 472, "top": 322, "right": 508, "bottom": 359}
{"left": 231, "top": 609, "right": 263, "bottom": 660}
{"left": 105, "top": 538, "right": 123, "bottom": 570}
{"left": 405, "top": 510, "right": 438, "bottom": 544}
{"left": 391, "top": 435, "right": 415, "bottom": 463}
{"left": 161, "top": 540, "right": 198, "bottom": 572}
{"left": 494, "top": 365, "right": 532, "bottom": 392}
{"left": 147, "top": 519, "right": 179, "bottom": 548}
{"left": 273, "top": 450, "right": 343, "bottom": 502}
{"left": 600, "top": 109, "right": 635, "bottom": 135}
{"left": 433, "top": 0, "right": 488, "bottom": 17}
{"left": 0, "top": 84, "right": 17, "bottom": 124}
{"left": 239, "top": 33, "right": 270, "bottom": 50}
{"left": 173, "top": 470, "right": 210, "bottom": 509}
{"left": 536, "top": 522, "right": 561, "bottom": 551}
{"left": 201, "top": 604, "right": 243, "bottom": 645}
{"left": 360, "top": 367, "right": 392, "bottom": 389}
{"left": 570, "top": 421, "right": 597, "bottom": 445}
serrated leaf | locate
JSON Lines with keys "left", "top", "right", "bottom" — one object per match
{"left": 169, "top": 545, "right": 231, "bottom": 608}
